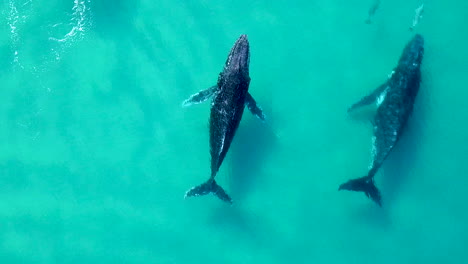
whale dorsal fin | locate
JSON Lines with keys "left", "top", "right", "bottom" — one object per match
{"left": 182, "top": 85, "right": 218, "bottom": 107}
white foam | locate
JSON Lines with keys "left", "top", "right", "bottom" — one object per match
{"left": 5, "top": 0, "right": 92, "bottom": 94}
{"left": 49, "top": 0, "right": 91, "bottom": 44}
{"left": 7, "top": 0, "right": 20, "bottom": 65}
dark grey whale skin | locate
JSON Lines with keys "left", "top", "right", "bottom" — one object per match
{"left": 339, "top": 34, "right": 424, "bottom": 206}
{"left": 184, "top": 35, "right": 260, "bottom": 204}
{"left": 209, "top": 34, "right": 251, "bottom": 183}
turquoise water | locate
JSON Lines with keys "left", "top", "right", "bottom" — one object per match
{"left": 1, "top": 0, "right": 467, "bottom": 263}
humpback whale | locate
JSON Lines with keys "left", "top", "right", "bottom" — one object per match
{"left": 182, "top": 34, "right": 265, "bottom": 204}
{"left": 339, "top": 34, "right": 424, "bottom": 206}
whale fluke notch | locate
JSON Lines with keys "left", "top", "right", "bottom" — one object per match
{"left": 339, "top": 176, "right": 382, "bottom": 206}
{"left": 185, "top": 179, "right": 232, "bottom": 204}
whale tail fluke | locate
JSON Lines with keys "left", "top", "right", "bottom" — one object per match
{"left": 184, "top": 179, "right": 232, "bottom": 204}
{"left": 339, "top": 176, "right": 382, "bottom": 206}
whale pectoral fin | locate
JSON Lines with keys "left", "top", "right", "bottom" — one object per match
{"left": 348, "top": 82, "right": 388, "bottom": 113}
{"left": 182, "top": 85, "right": 218, "bottom": 107}
{"left": 245, "top": 93, "right": 266, "bottom": 121}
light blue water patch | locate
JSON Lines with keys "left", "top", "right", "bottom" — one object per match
{"left": 0, "top": 0, "right": 467, "bottom": 263}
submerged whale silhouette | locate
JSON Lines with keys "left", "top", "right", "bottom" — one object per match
{"left": 339, "top": 34, "right": 424, "bottom": 206}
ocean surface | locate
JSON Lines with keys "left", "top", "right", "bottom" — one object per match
{"left": 1, "top": 0, "right": 467, "bottom": 263}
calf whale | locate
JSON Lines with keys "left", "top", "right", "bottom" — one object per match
{"left": 339, "top": 34, "right": 424, "bottom": 206}
{"left": 182, "top": 34, "right": 265, "bottom": 204}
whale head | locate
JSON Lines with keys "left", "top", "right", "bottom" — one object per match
{"left": 398, "top": 34, "right": 424, "bottom": 73}
{"left": 224, "top": 34, "right": 250, "bottom": 75}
